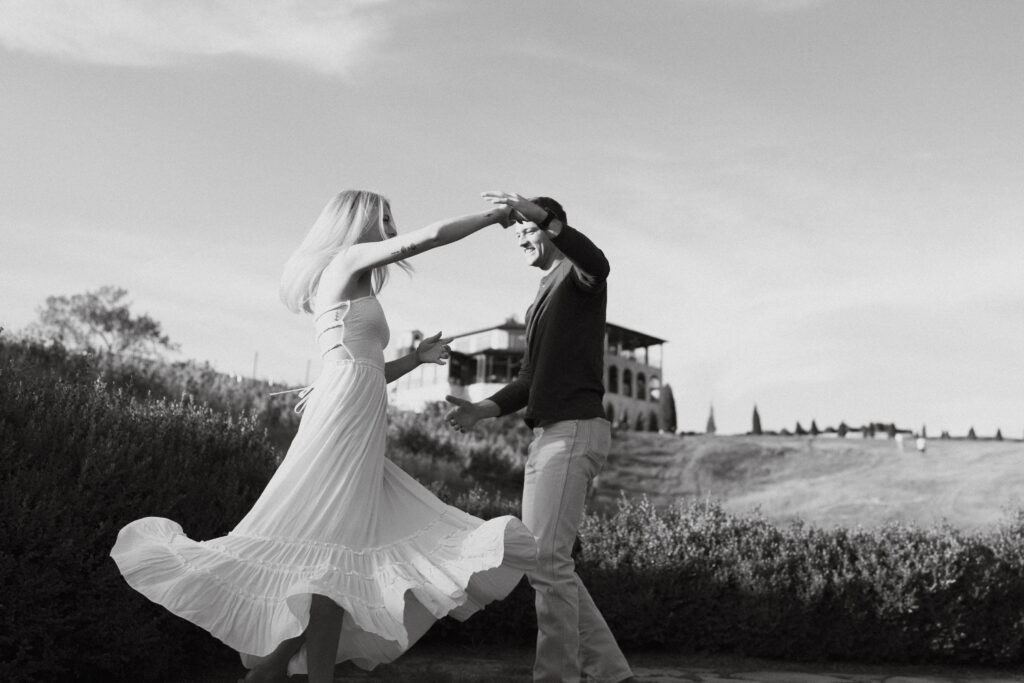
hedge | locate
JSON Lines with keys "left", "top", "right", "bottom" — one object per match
{"left": 0, "top": 355, "right": 278, "bottom": 681}
{"left": 4, "top": 334, "right": 1024, "bottom": 681}
{"left": 574, "top": 497, "right": 1024, "bottom": 665}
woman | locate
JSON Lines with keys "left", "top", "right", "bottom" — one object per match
{"left": 110, "top": 190, "right": 536, "bottom": 683}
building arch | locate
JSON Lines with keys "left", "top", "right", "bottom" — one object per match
{"left": 648, "top": 374, "right": 661, "bottom": 401}
{"left": 622, "top": 369, "right": 633, "bottom": 397}
{"left": 607, "top": 365, "right": 619, "bottom": 394}
{"left": 636, "top": 373, "right": 646, "bottom": 403}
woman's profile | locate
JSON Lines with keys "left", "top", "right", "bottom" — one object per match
{"left": 110, "top": 190, "right": 536, "bottom": 683}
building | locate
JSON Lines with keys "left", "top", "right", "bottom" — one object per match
{"left": 388, "top": 318, "right": 667, "bottom": 431}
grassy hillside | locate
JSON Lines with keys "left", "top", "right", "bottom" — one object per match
{"left": 595, "top": 433, "right": 1024, "bottom": 530}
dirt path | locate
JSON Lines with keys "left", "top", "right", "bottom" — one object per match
{"left": 192, "top": 646, "right": 1024, "bottom": 682}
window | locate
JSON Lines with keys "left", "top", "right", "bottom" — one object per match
{"left": 607, "top": 365, "right": 619, "bottom": 394}
{"left": 622, "top": 369, "right": 633, "bottom": 397}
{"left": 636, "top": 373, "right": 646, "bottom": 402}
{"left": 487, "top": 355, "right": 510, "bottom": 383}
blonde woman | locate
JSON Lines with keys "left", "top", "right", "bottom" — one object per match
{"left": 111, "top": 191, "right": 536, "bottom": 683}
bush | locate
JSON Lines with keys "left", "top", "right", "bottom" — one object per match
{"left": 0, "top": 340, "right": 279, "bottom": 682}
{"left": 386, "top": 401, "right": 529, "bottom": 497}
{"left": 0, "top": 333, "right": 302, "bottom": 454}
{"left": 575, "top": 497, "right": 1024, "bottom": 665}
{"left": 7, "top": 333, "right": 1024, "bottom": 673}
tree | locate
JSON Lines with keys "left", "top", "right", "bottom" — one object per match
{"left": 751, "top": 404, "right": 762, "bottom": 435}
{"left": 995, "top": 428, "right": 1003, "bottom": 441}
{"left": 646, "top": 411, "right": 659, "bottom": 432}
{"left": 705, "top": 404, "right": 716, "bottom": 435}
{"left": 837, "top": 421, "right": 849, "bottom": 438}
{"left": 810, "top": 419, "right": 820, "bottom": 436}
{"left": 967, "top": 426, "right": 977, "bottom": 440}
{"left": 659, "top": 384, "right": 677, "bottom": 434}
{"left": 795, "top": 421, "right": 806, "bottom": 436}
{"left": 921, "top": 424, "right": 928, "bottom": 439}
{"left": 25, "top": 286, "right": 177, "bottom": 357}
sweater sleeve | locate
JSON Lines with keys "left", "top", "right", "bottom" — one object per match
{"left": 549, "top": 225, "right": 609, "bottom": 292}
{"left": 487, "top": 351, "right": 532, "bottom": 416}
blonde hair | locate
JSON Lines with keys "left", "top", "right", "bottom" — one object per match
{"left": 279, "top": 190, "right": 409, "bottom": 314}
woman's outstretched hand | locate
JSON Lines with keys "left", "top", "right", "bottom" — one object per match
{"left": 481, "top": 191, "right": 546, "bottom": 224}
{"left": 487, "top": 204, "right": 518, "bottom": 229}
{"left": 415, "top": 332, "right": 451, "bottom": 365}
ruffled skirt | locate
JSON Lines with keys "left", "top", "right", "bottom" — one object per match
{"left": 110, "top": 360, "right": 536, "bottom": 673}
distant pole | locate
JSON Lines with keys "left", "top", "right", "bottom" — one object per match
{"left": 252, "top": 351, "right": 258, "bottom": 379}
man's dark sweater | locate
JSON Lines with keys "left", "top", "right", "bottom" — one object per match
{"left": 489, "top": 225, "right": 609, "bottom": 428}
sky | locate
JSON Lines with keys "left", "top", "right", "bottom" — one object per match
{"left": 1, "top": 0, "right": 1022, "bottom": 436}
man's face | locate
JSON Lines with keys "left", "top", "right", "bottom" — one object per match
{"left": 515, "top": 222, "right": 556, "bottom": 270}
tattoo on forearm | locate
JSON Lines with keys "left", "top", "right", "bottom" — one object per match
{"left": 392, "top": 244, "right": 417, "bottom": 257}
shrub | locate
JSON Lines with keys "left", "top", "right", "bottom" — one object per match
{"left": 7, "top": 333, "right": 1024, "bottom": 673}
{"left": 0, "top": 342, "right": 278, "bottom": 682}
{"left": 386, "top": 401, "right": 530, "bottom": 497}
{"left": 0, "top": 333, "right": 302, "bottom": 454}
{"left": 575, "top": 497, "right": 1024, "bottom": 665}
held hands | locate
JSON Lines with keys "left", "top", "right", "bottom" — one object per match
{"left": 482, "top": 192, "right": 546, "bottom": 225}
{"left": 414, "top": 332, "right": 452, "bottom": 365}
{"left": 444, "top": 395, "right": 483, "bottom": 434}
{"left": 490, "top": 205, "right": 518, "bottom": 229}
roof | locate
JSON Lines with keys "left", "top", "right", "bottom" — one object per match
{"left": 605, "top": 322, "right": 667, "bottom": 349}
{"left": 449, "top": 318, "right": 525, "bottom": 341}
{"left": 450, "top": 319, "right": 666, "bottom": 348}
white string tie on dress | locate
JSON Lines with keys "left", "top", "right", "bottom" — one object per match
{"left": 269, "top": 385, "right": 315, "bottom": 414}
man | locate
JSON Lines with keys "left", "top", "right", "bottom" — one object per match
{"left": 446, "top": 192, "right": 634, "bottom": 683}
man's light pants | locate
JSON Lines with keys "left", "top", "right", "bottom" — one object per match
{"left": 522, "top": 418, "right": 633, "bottom": 683}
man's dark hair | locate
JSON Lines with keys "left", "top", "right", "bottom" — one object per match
{"left": 530, "top": 196, "right": 567, "bottom": 226}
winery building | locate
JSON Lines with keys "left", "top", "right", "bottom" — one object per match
{"left": 388, "top": 318, "right": 667, "bottom": 431}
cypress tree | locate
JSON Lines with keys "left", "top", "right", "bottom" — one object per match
{"left": 706, "top": 404, "right": 717, "bottom": 435}
{"left": 751, "top": 404, "right": 762, "bottom": 435}
{"left": 658, "top": 384, "right": 677, "bottom": 434}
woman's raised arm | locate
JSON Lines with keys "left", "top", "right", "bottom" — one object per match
{"left": 335, "top": 206, "right": 514, "bottom": 275}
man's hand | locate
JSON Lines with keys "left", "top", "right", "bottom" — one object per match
{"left": 444, "top": 395, "right": 489, "bottom": 433}
{"left": 415, "top": 332, "right": 451, "bottom": 365}
{"left": 481, "top": 192, "right": 546, "bottom": 224}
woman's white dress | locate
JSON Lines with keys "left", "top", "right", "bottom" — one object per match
{"left": 110, "top": 296, "right": 536, "bottom": 674}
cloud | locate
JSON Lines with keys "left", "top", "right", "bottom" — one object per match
{"left": 0, "top": 0, "right": 390, "bottom": 76}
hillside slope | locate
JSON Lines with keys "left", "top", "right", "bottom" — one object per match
{"left": 593, "top": 433, "right": 1024, "bottom": 530}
